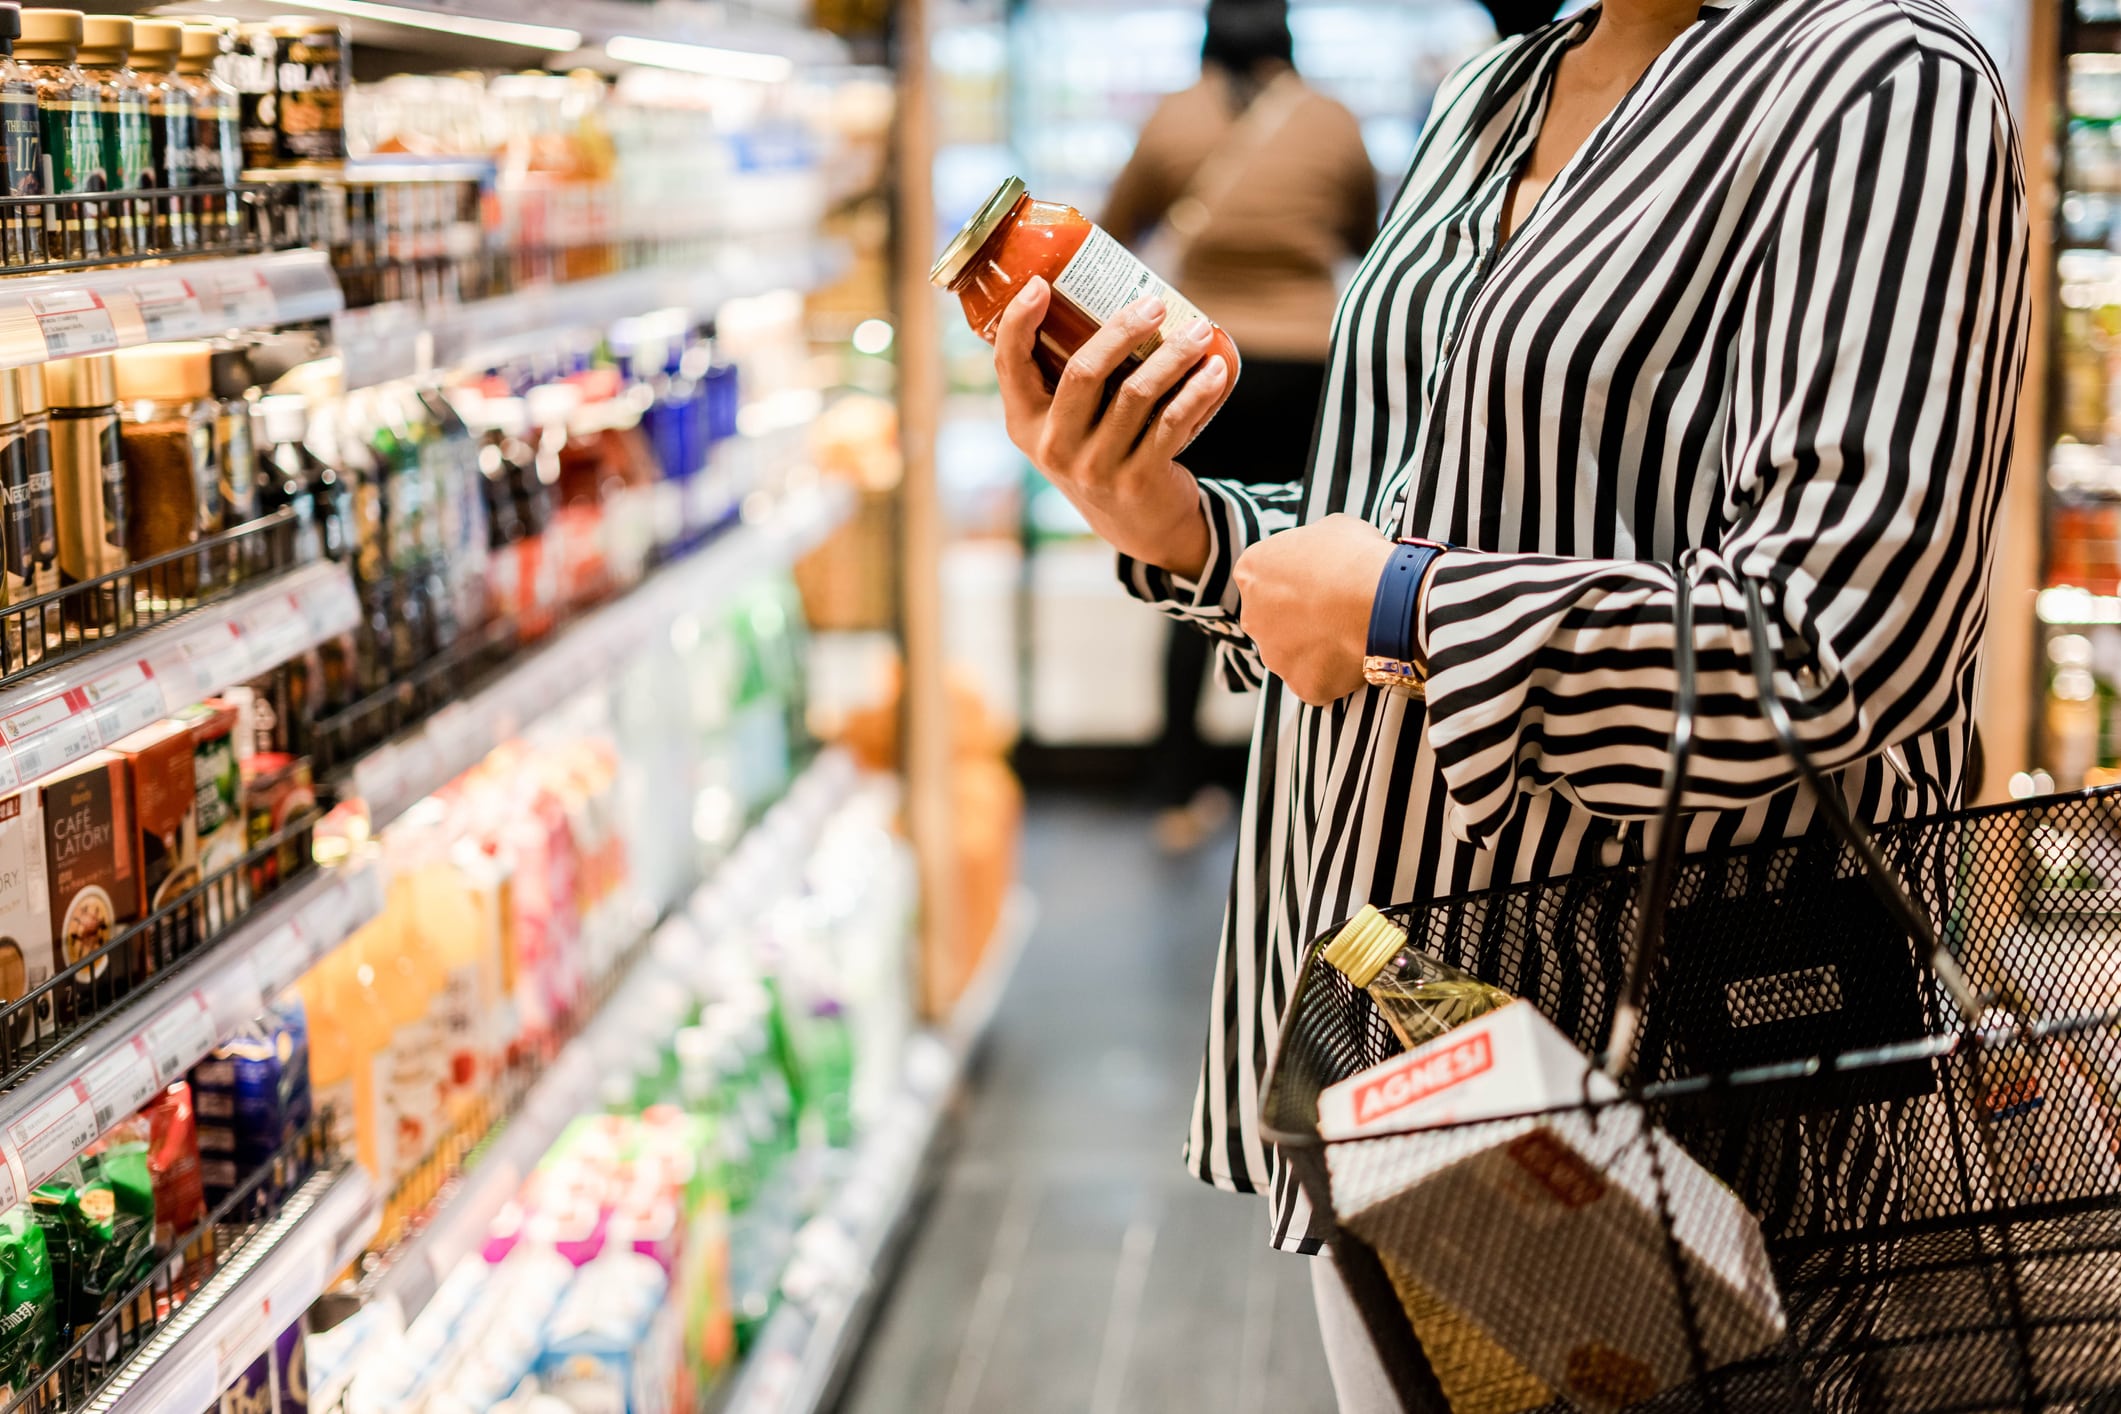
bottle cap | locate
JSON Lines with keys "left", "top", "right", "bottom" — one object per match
{"left": 13, "top": 364, "right": 45, "bottom": 418}
{"left": 15, "top": 8, "right": 82, "bottom": 62}
{"left": 131, "top": 19, "right": 182, "bottom": 72}
{"left": 1320, "top": 905, "right": 1409, "bottom": 990}
{"left": 176, "top": 23, "right": 222, "bottom": 73}
{"left": 115, "top": 342, "right": 213, "bottom": 404}
{"left": 43, "top": 354, "right": 115, "bottom": 409}
{"left": 254, "top": 392, "right": 307, "bottom": 446}
{"left": 930, "top": 174, "right": 1028, "bottom": 289}
{"left": 77, "top": 13, "right": 129, "bottom": 66}
{"left": 0, "top": 6, "right": 23, "bottom": 56}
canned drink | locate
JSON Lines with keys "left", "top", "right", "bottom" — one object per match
{"left": 269, "top": 20, "right": 344, "bottom": 166}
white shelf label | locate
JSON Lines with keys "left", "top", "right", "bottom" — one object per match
{"left": 201, "top": 966, "right": 263, "bottom": 1038}
{"left": 251, "top": 919, "right": 310, "bottom": 998}
{"left": 177, "top": 621, "right": 252, "bottom": 692}
{"left": 144, "top": 992, "right": 218, "bottom": 1084}
{"left": 2, "top": 709, "right": 102, "bottom": 786}
{"left": 83, "top": 1035, "right": 160, "bottom": 1134}
{"left": 237, "top": 593, "right": 314, "bottom": 668}
{"left": 27, "top": 289, "right": 120, "bottom": 358}
{"left": 128, "top": 275, "right": 206, "bottom": 341}
{"left": 8, "top": 1081, "right": 98, "bottom": 1185}
{"left": 208, "top": 269, "right": 277, "bottom": 327}
{"left": 82, "top": 660, "right": 165, "bottom": 746}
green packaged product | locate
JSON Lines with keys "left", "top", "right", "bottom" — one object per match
{"left": 0, "top": 1209, "right": 58, "bottom": 1404}
{"left": 32, "top": 1145, "right": 154, "bottom": 1338}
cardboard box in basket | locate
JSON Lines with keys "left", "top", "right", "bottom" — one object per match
{"left": 1320, "top": 1002, "right": 1787, "bottom": 1412}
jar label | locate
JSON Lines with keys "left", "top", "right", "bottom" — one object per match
{"left": 1051, "top": 224, "right": 1209, "bottom": 362}
{"left": 0, "top": 430, "right": 32, "bottom": 588}
{"left": 98, "top": 417, "right": 125, "bottom": 552}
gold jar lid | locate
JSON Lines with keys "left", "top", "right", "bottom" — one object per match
{"left": 15, "top": 365, "right": 46, "bottom": 419}
{"left": 0, "top": 370, "right": 22, "bottom": 427}
{"left": 16, "top": 9, "right": 83, "bottom": 62}
{"left": 176, "top": 24, "right": 223, "bottom": 74}
{"left": 45, "top": 355, "right": 117, "bottom": 410}
{"left": 1321, "top": 905, "right": 1409, "bottom": 990}
{"left": 116, "top": 343, "right": 213, "bottom": 404}
{"left": 930, "top": 175, "right": 1027, "bottom": 290}
{"left": 77, "top": 13, "right": 129, "bottom": 66}
{"left": 131, "top": 21, "right": 183, "bottom": 72}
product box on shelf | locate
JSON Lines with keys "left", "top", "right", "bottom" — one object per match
{"left": 0, "top": 784, "right": 54, "bottom": 1027}
{"left": 178, "top": 700, "right": 248, "bottom": 919}
{"left": 111, "top": 719, "right": 201, "bottom": 918}
{"left": 40, "top": 751, "right": 141, "bottom": 1011}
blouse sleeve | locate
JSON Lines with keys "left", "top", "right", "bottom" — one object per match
{"left": 1117, "top": 478, "right": 1307, "bottom": 690}
{"left": 1417, "top": 49, "right": 2028, "bottom": 846}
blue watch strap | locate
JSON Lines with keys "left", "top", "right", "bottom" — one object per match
{"left": 1367, "top": 542, "right": 1446, "bottom": 663}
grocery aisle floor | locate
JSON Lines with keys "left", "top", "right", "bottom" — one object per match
{"left": 838, "top": 793, "right": 1335, "bottom": 1414}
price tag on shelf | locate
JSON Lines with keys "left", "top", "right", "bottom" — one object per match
{"left": 352, "top": 744, "right": 406, "bottom": 819}
{"left": 237, "top": 593, "right": 316, "bottom": 669}
{"left": 200, "top": 964, "right": 263, "bottom": 1038}
{"left": 250, "top": 918, "right": 310, "bottom": 998}
{"left": 144, "top": 991, "right": 218, "bottom": 1084}
{"left": 175, "top": 620, "right": 252, "bottom": 694}
{"left": 298, "top": 573, "right": 360, "bottom": 639}
{"left": 424, "top": 704, "right": 487, "bottom": 778}
{"left": 26, "top": 289, "right": 120, "bottom": 358}
{"left": 82, "top": 1035, "right": 160, "bottom": 1134}
{"left": 294, "top": 877, "right": 353, "bottom": 955}
{"left": 1, "top": 708, "right": 102, "bottom": 785}
{"left": 0, "top": 1150, "right": 21, "bottom": 1213}
{"left": 156, "top": 1351, "right": 224, "bottom": 1414}
{"left": 208, "top": 268, "right": 277, "bottom": 328}
{"left": 82, "top": 660, "right": 164, "bottom": 745}
{"left": 8, "top": 1081, "right": 98, "bottom": 1185}
{"left": 127, "top": 275, "right": 206, "bottom": 341}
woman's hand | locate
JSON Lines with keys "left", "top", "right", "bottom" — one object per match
{"left": 1234, "top": 514, "right": 1398, "bottom": 706}
{"left": 995, "top": 276, "right": 1229, "bottom": 579}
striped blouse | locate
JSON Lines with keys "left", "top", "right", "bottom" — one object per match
{"left": 1118, "top": 0, "right": 2028, "bottom": 1251}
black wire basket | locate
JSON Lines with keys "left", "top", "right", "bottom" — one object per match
{"left": 1261, "top": 577, "right": 2121, "bottom": 1413}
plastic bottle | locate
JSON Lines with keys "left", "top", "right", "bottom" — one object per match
{"left": 1319, "top": 905, "right": 1515, "bottom": 1052}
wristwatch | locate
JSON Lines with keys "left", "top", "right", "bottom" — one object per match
{"left": 1364, "top": 537, "right": 1448, "bottom": 698}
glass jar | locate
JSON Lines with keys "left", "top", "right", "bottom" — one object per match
{"left": 175, "top": 24, "right": 238, "bottom": 243}
{"left": 114, "top": 341, "right": 220, "bottom": 603}
{"left": 17, "top": 9, "right": 104, "bottom": 263}
{"left": 931, "top": 175, "right": 1242, "bottom": 403}
{"left": 129, "top": 20, "right": 192, "bottom": 252}
{"left": 0, "top": 5, "right": 46, "bottom": 267}
{"left": 45, "top": 353, "right": 128, "bottom": 633}
{"left": 77, "top": 15, "right": 150, "bottom": 257}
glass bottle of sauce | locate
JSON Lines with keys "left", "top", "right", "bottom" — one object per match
{"left": 46, "top": 353, "right": 128, "bottom": 634}
{"left": 77, "top": 15, "right": 150, "bottom": 257}
{"left": 18, "top": 10, "right": 102, "bottom": 263}
{"left": 129, "top": 20, "right": 191, "bottom": 253}
{"left": 174, "top": 25, "right": 237, "bottom": 243}
{"left": 253, "top": 391, "right": 319, "bottom": 561}
{"left": 114, "top": 341, "right": 219, "bottom": 603}
{"left": 0, "top": 5, "right": 47, "bottom": 267}
{"left": 931, "top": 176, "right": 1241, "bottom": 406}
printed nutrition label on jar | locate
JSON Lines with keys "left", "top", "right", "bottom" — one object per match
{"left": 1051, "top": 226, "right": 1207, "bottom": 361}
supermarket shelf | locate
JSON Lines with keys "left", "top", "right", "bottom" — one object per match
{"left": 0, "top": 862, "right": 384, "bottom": 1208}
{"left": 85, "top": 1165, "right": 382, "bottom": 1414}
{"left": 0, "top": 249, "right": 342, "bottom": 371}
{"left": 347, "top": 480, "right": 854, "bottom": 829}
{"left": 0, "top": 560, "right": 360, "bottom": 792}
{"left": 719, "top": 888, "right": 1039, "bottom": 1414}
{"left": 361, "top": 749, "right": 862, "bottom": 1324}
{"left": 333, "top": 240, "right": 851, "bottom": 390}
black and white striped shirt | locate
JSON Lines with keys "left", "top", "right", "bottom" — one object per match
{"left": 1120, "top": 0, "right": 2028, "bottom": 1251}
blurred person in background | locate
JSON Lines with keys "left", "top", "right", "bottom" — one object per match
{"left": 1099, "top": 0, "right": 1378, "bottom": 852}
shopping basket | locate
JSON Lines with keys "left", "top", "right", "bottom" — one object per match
{"left": 1260, "top": 571, "right": 2121, "bottom": 1412}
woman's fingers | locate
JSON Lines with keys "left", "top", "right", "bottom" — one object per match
{"left": 1092, "top": 316, "right": 1216, "bottom": 457}
{"left": 993, "top": 277, "right": 1054, "bottom": 436}
{"left": 1141, "top": 354, "right": 1231, "bottom": 465}
{"left": 1048, "top": 296, "right": 1167, "bottom": 445}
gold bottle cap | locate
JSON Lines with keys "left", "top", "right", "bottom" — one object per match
{"left": 0, "top": 371, "right": 22, "bottom": 426}
{"left": 131, "top": 21, "right": 183, "bottom": 72}
{"left": 16, "top": 9, "right": 82, "bottom": 62}
{"left": 44, "top": 354, "right": 117, "bottom": 410}
{"left": 176, "top": 24, "right": 223, "bottom": 74}
{"left": 14, "top": 365, "right": 46, "bottom": 418}
{"left": 930, "top": 175, "right": 1027, "bottom": 290}
{"left": 77, "top": 13, "right": 129, "bottom": 66}
{"left": 1321, "top": 905, "right": 1409, "bottom": 990}
{"left": 115, "top": 342, "right": 213, "bottom": 404}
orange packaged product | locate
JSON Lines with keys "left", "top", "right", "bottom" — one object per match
{"left": 931, "top": 176, "right": 1242, "bottom": 405}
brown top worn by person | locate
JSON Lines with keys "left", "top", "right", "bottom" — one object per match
{"left": 1101, "top": 63, "right": 1377, "bottom": 362}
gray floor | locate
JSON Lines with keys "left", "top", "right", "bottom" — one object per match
{"left": 838, "top": 794, "right": 1336, "bottom": 1414}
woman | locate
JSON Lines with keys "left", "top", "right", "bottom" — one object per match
{"left": 1098, "top": 0, "right": 1378, "bottom": 846}
{"left": 992, "top": 0, "right": 2027, "bottom": 1404}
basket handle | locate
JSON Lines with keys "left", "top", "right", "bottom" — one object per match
{"left": 1601, "top": 569, "right": 1983, "bottom": 1083}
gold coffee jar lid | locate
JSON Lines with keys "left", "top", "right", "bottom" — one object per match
{"left": 131, "top": 20, "right": 184, "bottom": 72}
{"left": 45, "top": 354, "right": 117, "bottom": 410}
{"left": 116, "top": 343, "right": 213, "bottom": 403}
{"left": 77, "top": 14, "right": 131, "bottom": 66}
{"left": 930, "top": 175, "right": 1027, "bottom": 290}
{"left": 0, "top": 370, "right": 23, "bottom": 426}
{"left": 15, "top": 365, "right": 46, "bottom": 418}
{"left": 1321, "top": 905, "right": 1408, "bottom": 989}
{"left": 176, "top": 24, "right": 222, "bottom": 74}
{"left": 16, "top": 9, "right": 84, "bottom": 62}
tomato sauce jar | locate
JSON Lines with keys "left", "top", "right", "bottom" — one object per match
{"left": 931, "top": 176, "right": 1241, "bottom": 406}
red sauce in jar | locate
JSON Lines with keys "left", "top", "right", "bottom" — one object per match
{"left": 931, "top": 177, "right": 1241, "bottom": 405}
